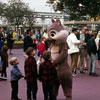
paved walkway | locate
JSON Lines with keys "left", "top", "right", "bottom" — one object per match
{"left": 0, "top": 49, "right": 100, "bottom": 100}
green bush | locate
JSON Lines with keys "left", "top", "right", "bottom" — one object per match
{"left": 14, "top": 41, "right": 24, "bottom": 44}
{"left": 5, "top": 40, "right": 24, "bottom": 44}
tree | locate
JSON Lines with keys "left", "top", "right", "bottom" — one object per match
{"left": 47, "top": 0, "right": 100, "bottom": 20}
{"left": 0, "top": 2, "right": 8, "bottom": 24}
{"left": 23, "top": 10, "right": 35, "bottom": 28}
{"left": 2, "top": 0, "right": 35, "bottom": 28}
{"left": 0, "top": 2, "right": 4, "bottom": 15}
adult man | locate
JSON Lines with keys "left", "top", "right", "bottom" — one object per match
{"left": 84, "top": 29, "right": 90, "bottom": 69}
{"left": 67, "top": 28, "right": 80, "bottom": 76}
{"left": 79, "top": 26, "right": 88, "bottom": 74}
{"left": 87, "top": 34, "right": 98, "bottom": 76}
{"left": 24, "top": 29, "right": 33, "bottom": 52}
{"left": 7, "top": 30, "right": 14, "bottom": 54}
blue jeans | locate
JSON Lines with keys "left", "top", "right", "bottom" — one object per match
{"left": 88, "top": 53, "right": 96, "bottom": 74}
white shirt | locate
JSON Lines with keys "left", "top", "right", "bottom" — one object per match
{"left": 67, "top": 33, "right": 80, "bottom": 54}
{"left": 95, "top": 37, "right": 100, "bottom": 50}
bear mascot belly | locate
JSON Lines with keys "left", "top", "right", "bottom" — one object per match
{"left": 46, "top": 18, "right": 72, "bottom": 100}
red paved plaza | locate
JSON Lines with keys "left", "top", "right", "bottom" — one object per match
{"left": 0, "top": 49, "right": 100, "bottom": 100}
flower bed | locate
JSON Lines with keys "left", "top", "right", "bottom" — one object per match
{"left": 5, "top": 41, "right": 24, "bottom": 49}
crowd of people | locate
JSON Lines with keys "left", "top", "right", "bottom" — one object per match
{"left": 67, "top": 26, "right": 100, "bottom": 77}
{"left": 0, "top": 26, "right": 100, "bottom": 100}
{"left": 0, "top": 28, "right": 20, "bottom": 55}
{"left": 0, "top": 28, "right": 50, "bottom": 100}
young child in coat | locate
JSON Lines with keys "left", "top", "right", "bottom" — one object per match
{"left": 1, "top": 45, "right": 8, "bottom": 80}
{"left": 9, "top": 57, "right": 24, "bottom": 100}
{"left": 37, "top": 37, "right": 46, "bottom": 59}
{"left": 39, "top": 51, "right": 57, "bottom": 100}
{"left": 24, "top": 47, "right": 38, "bottom": 100}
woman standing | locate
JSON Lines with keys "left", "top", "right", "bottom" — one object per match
{"left": 7, "top": 30, "right": 14, "bottom": 54}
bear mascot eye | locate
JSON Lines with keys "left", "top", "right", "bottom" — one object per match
{"left": 50, "top": 31, "right": 56, "bottom": 37}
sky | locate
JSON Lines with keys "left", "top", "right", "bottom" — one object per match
{"left": 1, "top": 0, "right": 54, "bottom": 12}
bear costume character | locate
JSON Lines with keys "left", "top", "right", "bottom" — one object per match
{"left": 47, "top": 18, "right": 72, "bottom": 100}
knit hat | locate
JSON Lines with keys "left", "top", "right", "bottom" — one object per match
{"left": 9, "top": 57, "right": 17, "bottom": 65}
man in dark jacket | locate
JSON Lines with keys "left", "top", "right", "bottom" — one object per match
{"left": 24, "top": 29, "right": 33, "bottom": 52}
{"left": 87, "top": 34, "right": 98, "bottom": 76}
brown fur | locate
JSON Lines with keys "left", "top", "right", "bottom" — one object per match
{"left": 47, "top": 19, "right": 72, "bottom": 99}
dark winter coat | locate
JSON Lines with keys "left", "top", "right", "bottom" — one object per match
{"left": 24, "top": 36, "right": 33, "bottom": 52}
{"left": 87, "top": 38, "right": 97, "bottom": 55}
{"left": 7, "top": 34, "right": 14, "bottom": 49}
{"left": 1, "top": 52, "right": 8, "bottom": 67}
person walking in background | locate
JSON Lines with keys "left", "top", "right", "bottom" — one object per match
{"left": 79, "top": 26, "right": 88, "bottom": 74}
{"left": 10, "top": 57, "right": 24, "bottom": 100}
{"left": 0, "top": 35, "right": 2, "bottom": 57}
{"left": 84, "top": 29, "right": 90, "bottom": 70}
{"left": 23, "top": 29, "right": 34, "bottom": 59}
{"left": 39, "top": 51, "right": 57, "bottom": 100}
{"left": 24, "top": 29, "right": 34, "bottom": 52}
{"left": 87, "top": 34, "right": 98, "bottom": 76}
{"left": 7, "top": 30, "right": 14, "bottom": 54}
{"left": 37, "top": 37, "right": 46, "bottom": 61}
{"left": 67, "top": 28, "right": 80, "bottom": 76}
{"left": 95, "top": 31, "right": 100, "bottom": 68}
{"left": 31, "top": 29, "right": 36, "bottom": 40}
{"left": 31, "top": 29, "right": 37, "bottom": 50}
{"left": 0, "top": 29, "right": 5, "bottom": 47}
{"left": 15, "top": 31, "right": 19, "bottom": 41}
{"left": 0, "top": 27, "right": 5, "bottom": 36}
{"left": 1, "top": 45, "right": 8, "bottom": 80}
{"left": 43, "top": 29, "right": 48, "bottom": 50}
{"left": 24, "top": 47, "right": 38, "bottom": 100}
{"left": 43, "top": 30, "right": 48, "bottom": 38}
{"left": 36, "top": 29, "right": 42, "bottom": 43}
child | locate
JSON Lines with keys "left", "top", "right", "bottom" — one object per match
{"left": 24, "top": 47, "right": 38, "bottom": 100}
{"left": 38, "top": 51, "right": 57, "bottom": 100}
{"left": 37, "top": 37, "right": 46, "bottom": 61}
{"left": 1, "top": 45, "right": 8, "bottom": 80}
{"left": 10, "top": 57, "right": 24, "bottom": 100}
{"left": 87, "top": 34, "right": 98, "bottom": 76}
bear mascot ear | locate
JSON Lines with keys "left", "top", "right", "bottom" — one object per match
{"left": 56, "top": 18, "right": 61, "bottom": 25}
{"left": 51, "top": 19, "right": 55, "bottom": 23}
